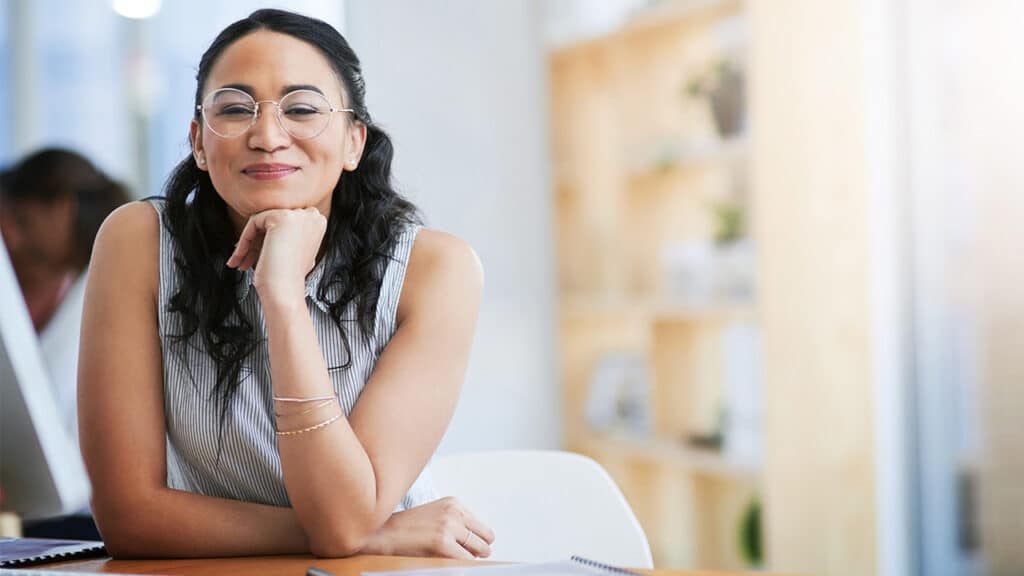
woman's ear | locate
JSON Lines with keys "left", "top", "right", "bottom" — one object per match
{"left": 190, "top": 120, "right": 208, "bottom": 171}
{"left": 345, "top": 122, "right": 367, "bottom": 171}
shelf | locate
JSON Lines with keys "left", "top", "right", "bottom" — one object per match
{"left": 625, "top": 0, "right": 745, "bottom": 34}
{"left": 552, "top": 1, "right": 757, "bottom": 567}
{"left": 629, "top": 136, "right": 749, "bottom": 185}
{"left": 552, "top": 0, "right": 746, "bottom": 54}
{"left": 561, "top": 295, "right": 754, "bottom": 323}
{"left": 578, "top": 430, "right": 761, "bottom": 481}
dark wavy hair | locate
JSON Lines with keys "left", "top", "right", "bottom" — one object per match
{"left": 162, "top": 9, "right": 420, "bottom": 427}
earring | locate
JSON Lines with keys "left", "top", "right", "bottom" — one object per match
{"left": 197, "top": 154, "right": 206, "bottom": 166}
{"left": 349, "top": 159, "right": 357, "bottom": 168}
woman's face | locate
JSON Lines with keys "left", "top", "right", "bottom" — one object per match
{"left": 190, "top": 30, "right": 365, "bottom": 232}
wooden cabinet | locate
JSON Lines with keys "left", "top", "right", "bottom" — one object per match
{"left": 549, "top": 0, "right": 761, "bottom": 569}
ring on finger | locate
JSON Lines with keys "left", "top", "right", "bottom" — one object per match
{"left": 460, "top": 527, "right": 473, "bottom": 547}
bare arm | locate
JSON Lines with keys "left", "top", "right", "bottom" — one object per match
{"left": 232, "top": 211, "right": 483, "bottom": 556}
{"left": 78, "top": 202, "right": 309, "bottom": 557}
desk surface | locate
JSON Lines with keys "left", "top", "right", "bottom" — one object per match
{"left": 40, "top": 554, "right": 775, "bottom": 575}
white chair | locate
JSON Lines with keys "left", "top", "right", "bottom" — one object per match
{"left": 430, "top": 450, "right": 653, "bottom": 569}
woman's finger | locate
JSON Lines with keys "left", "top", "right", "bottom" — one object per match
{"left": 460, "top": 508, "right": 496, "bottom": 545}
{"left": 239, "top": 233, "right": 264, "bottom": 272}
{"left": 442, "top": 532, "right": 476, "bottom": 560}
{"left": 227, "top": 213, "right": 265, "bottom": 268}
{"left": 459, "top": 529, "right": 492, "bottom": 558}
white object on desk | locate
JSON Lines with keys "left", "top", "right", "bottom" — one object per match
{"left": 363, "top": 557, "right": 638, "bottom": 576}
{"left": 431, "top": 450, "right": 653, "bottom": 569}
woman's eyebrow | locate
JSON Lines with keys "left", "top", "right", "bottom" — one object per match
{"left": 281, "top": 84, "right": 324, "bottom": 96}
{"left": 213, "top": 84, "right": 326, "bottom": 97}
{"left": 219, "top": 83, "right": 255, "bottom": 95}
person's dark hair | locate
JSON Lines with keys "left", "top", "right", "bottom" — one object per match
{"left": 161, "top": 9, "right": 420, "bottom": 427}
{"left": 0, "top": 147, "right": 131, "bottom": 269}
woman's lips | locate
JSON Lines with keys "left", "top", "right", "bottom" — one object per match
{"left": 242, "top": 163, "right": 299, "bottom": 180}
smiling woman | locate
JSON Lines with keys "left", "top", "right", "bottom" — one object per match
{"left": 77, "top": 9, "right": 493, "bottom": 560}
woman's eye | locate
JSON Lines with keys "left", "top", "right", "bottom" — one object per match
{"left": 217, "top": 105, "right": 255, "bottom": 117}
{"left": 283, "top": 106, "right": 320, "bottom": 117}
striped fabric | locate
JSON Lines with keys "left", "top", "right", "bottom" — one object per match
{"left": 147, "top": 198, "right": 436, "bottom": 512}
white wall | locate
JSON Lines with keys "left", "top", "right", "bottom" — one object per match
{"left": 963, "top": 2, "right": 1024, "bottom": 572}
{"left": 904, "top": 1, "right": 973, "bottom": 575}
{"left": 344, "top": 1, "right": 559, "bottom": 454}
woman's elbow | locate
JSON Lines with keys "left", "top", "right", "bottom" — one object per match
{"left": 307, "top": 513, "right": 379, "bottom": 558}
{"left": 103, "top": 537, "right": 142, "bottom": 559}
{"left": 90, "top": 496, "right": 151, "bottom": 558}
{"left": 96, "top": 520, "right": 146, "bottom": 558}
{"left": 308, "top": 531, "right": 366, "bottom": 558}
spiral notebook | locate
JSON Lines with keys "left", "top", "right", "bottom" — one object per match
{"left": 360, "top": 556, "right": 643, "bottom": 576}
{"left": 0, "top": 537, "right": 106, "bottom": 568}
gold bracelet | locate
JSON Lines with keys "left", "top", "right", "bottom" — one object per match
{"left": 275, "top": 398, "right": 336, "bottom": 418}
{"left": 276, "top": 413, "right": 343, "bottom": 437}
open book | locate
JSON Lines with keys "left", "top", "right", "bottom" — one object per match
{"left": 361, "top": 556, "right": 643, "bottom": 576}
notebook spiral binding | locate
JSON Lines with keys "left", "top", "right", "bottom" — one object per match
{"left": 570, "top": 555, "right": 644, "bottom": 576}
{"left": 0, "top": 539, "right": 106, "bottom": 568}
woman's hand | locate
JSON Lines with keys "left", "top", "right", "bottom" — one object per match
{"left": 360, "top": 497, "right": 496, "bottom": 559}
{"left": 226, "top": 207, "right": 327, "bottom": 306}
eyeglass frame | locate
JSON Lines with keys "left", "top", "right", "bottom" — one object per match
{"left": 195, "top": 87, "right": 356, "bottom": 140}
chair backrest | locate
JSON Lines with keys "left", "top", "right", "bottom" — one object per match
{"left": 430, "top": 450, "right": 653, "bottom": 569}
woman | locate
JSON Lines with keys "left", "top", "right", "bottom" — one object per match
{"left": 1, "top": 148, "right": 129, "bottom": 452}
{"left": 0, "top": 148, "right": 128, "bottom": 333}
{"left": 79, "top": 9, "right": 494, "bottom": 559}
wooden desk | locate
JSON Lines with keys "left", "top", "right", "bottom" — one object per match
{"left": 40, "top": 554, "right": 773, "bottom": 575}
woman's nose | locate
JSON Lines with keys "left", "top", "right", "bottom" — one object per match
{"left": 247, "top": 103, "right": 290, "bottom": 150}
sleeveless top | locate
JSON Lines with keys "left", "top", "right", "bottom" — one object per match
{"left": 147, "top": 198, "right": 436, "bottom": 511}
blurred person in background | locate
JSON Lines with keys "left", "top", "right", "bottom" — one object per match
{"left": 0, "top": 147, "right": 130, "bottom": 435}
{"left": 0, "top": 147, "right": 130, "bottom": 538}
{"left": 0, "top": 148, "right": 130, "bottom": 333}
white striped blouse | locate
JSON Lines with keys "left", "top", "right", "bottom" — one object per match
{"left": 148, "top": 198, "right": 437, "bottom": 512}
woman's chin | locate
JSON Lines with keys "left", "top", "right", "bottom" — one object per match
{"left": 219, "top": 185, "right": 329, "bottom": 220}
{"left": 240, "top": 191, "right": 307, "bottom": 212}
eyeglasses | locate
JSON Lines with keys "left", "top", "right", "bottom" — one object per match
{"left": 197, "top": 88, "right": 354, "bottom": 140}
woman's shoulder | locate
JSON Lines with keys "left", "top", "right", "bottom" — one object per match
{"left": 96, "top": 200, "right": 162, "bottom": 248}
{"left": 396, "top": 228, "right": 483, "bottom": 323}
{"left": 407, "top": 228, "right": 482, "bottom": 281}
{"left": 90, "top": 200, "right": 161, "bottom": 294}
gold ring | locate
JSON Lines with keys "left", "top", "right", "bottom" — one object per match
{"left": 461, "top": 528, "right": 473, "bottom": 547}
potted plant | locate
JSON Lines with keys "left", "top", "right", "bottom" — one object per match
{"left": 685, "top": 59, "right": 747, "bottom": 138}
{"left": 709, "top": 198, "right": 754, "bottom": 301}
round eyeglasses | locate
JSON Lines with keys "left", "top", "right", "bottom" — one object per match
{"left": 197, "top": 88, "right": 354, "bottom": 140}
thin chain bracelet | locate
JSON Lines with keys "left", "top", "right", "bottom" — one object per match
{"left": 276, "top": 413, "right": 343, "bottom": 437}
{"left": 273, "top": 394, "right": 337, "bottom": 403}
{"left": 276, "top": 398, "right": 336, "bottom": 418}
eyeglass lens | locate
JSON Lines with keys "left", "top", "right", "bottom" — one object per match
{"left": 202, "top": 88, "right": 334, "bottom": 139}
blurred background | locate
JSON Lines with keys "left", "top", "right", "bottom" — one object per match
{"left": 1, "top": 0, "right": 1022, "bottom": 575}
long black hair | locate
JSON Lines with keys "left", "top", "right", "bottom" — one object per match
{"left": 162, "top": 9, "right": 420, "bottom": 426}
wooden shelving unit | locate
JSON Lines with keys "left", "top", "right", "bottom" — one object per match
{"left": 626, "top": 136, "right": 750, "bottom": 182}
{"left": 550, "top": 0, "right": 759, "bottom": 569}
{"left": 579, "top": 431, "right": 760, "bottom": 481}
{"left": 561, "top": 295, "right": 754, "bottom": 322}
